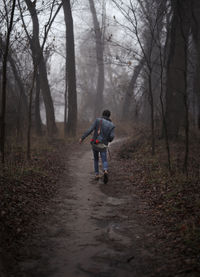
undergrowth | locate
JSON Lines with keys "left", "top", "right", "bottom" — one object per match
{"left": 0, "top": 135, "right": 68, "bottom": 274}
{"left": 117, "top": 130, "right": 200, "bottom": 272}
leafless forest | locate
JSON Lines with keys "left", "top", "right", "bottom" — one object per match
{"left": 0, "top": 0, "right": 200, "bottom": 276}
{"left": 1, "top": 0, "right": 200, "bottom": 160}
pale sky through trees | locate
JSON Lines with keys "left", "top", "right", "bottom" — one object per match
{"left": 46, "top": 0, "right": 135, "bottom": 122}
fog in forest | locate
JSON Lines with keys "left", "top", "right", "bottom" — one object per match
{"left": 1, "top": 1, "right": 200, "bottom": 276}
{"left": 1, "top": 0, "right": 200, "bottom": 165}
{"left": 49, "top": 1, "right": 126, "bottom": 122}
{"left": 1, "top": 0, "right": 200, "bottom": 139}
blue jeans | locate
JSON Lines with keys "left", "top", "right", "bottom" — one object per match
{"left": 93, "top": 150, "right": 108, "bottom": 174}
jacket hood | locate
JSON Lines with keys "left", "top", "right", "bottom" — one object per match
{"left": 102, "top": 116, "right": 111, "bottom": 122}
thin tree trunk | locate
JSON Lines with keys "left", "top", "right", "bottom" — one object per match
{"left": 0, "top": 0, "right": 16, "bottom": 163}
{"left": 198, "top": 94, "right": 200, "bottom": 129}
{"left": 62, "top": 0, "right": 77, "bottom": 137}
{"left": 148, "top": 71, "right": 155, "bottom": 155}
{"left": 122, "top": 57, "right": 145, "bottom": 120}
{"left": 27, "top": 69, "right": 36, "bottom": 160}
{"left": 179, "top": 4, "right": 190, "bottom": 175}
{"left": 165, "top": 0, "right": 190, "bottom": 139}
{"left": 35, "top": 72, "right": 43, "bottom": 136}
{"left": 88, "top": 0, "right": 105, "bottom": 117}
{"left": 24, "top": 0, "right": 57, "bottom": 136}
{"left": 4, "top": 39, "right": 28, "bottom": 134}
{"left": 158, "top": 37, "right": 171, "bottom": 172}
{"left": 191, "top": 0, "right": 200, "bottom": 130}
{"left": 64, "top": 85, "right": 68, "bottom": 136}
{"left": 0, "top": 36, "right": 29, "bottom": 117}
{"left": 64, "top": 50, "right": 68, "bottom": 136}
{"left": 183, "top": 86, "right": 189, "bottom": 175}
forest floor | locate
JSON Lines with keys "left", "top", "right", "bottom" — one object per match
{"left": 0, "top": 130, "right": 200, "bottom": 277}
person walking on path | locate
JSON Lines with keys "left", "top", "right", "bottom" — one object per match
{"left": 79, "top": 110, "right": 115, "bottom": 184}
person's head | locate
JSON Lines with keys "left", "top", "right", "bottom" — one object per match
{"left": 102, "top": 109, "right": 111, "bottom": 118}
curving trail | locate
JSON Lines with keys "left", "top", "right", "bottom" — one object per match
{"left": 19, "top": 141, "right": 158, "bottom": 277}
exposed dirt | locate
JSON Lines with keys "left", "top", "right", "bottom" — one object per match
{"left": 2, "top": 140, "right": 156, "bottom": 276}
{"left": 2, "top": 137, "right": 199, "bottom": 277}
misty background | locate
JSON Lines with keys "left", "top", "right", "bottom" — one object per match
{"left": 0, "top": 0, "right": 200, "bottom": 165}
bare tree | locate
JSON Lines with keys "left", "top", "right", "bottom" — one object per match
{"left": 18, "top": 0, "right": 62, "bottom": 158}
{"left": 64, "top": 64, "right": 68, "bottom": 136}
{"left": 88, "top": 0, "right": 105, "bottom": 118}
{"left": 62, "top": 0, "right": 77, "bottom": 136}
{"left": 35, "top": 72, "right": 43, "bottom": 136}
{"left": 165, "top": 0, "right": 191, "bottom": 139}
{"left": 179, "top": 1, "right": 191, "bottom": 174}
{"left": 122, "top": 57, "right": 145, "bottom": 120}
{"left": 22, "top": 0, "right": 58, "bottom": 136}
{"left": 0, "top": 35, "right": 28, "bottom": 134}
{"left": 0, "top": 0, "right": 16, "bottom": 163}
{"left": 112, "top": 0, "right": 158, "bottom": 154}
{"left": 191, "top": 0, "right": 200, "bottom": 130}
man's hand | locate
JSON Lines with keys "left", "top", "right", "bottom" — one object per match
{"left": 79, "top": 138, "right": 83, "bottom": 144}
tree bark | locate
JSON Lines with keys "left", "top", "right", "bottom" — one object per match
{"left": 64, "top": 83, "right": 68, "bottom": 136}
{"left": 0, "top": 0, "right": 16, "bottom": 163}
{"left": 35, "top": 72, "right": 43, "bottom": 136}
{"left": 165, "top": 0, "right": 190, "bottom": 139}
{"left": 88, "top": 0, "right": 105, "bottom": 117}
{"left": 27, "top": 68, "right": 36, "bottom": 160}
{"left": 0, "top": 36, "right": 28, "bottom": 133}
{"left": 122, "top": 57, "right": 145, "bottom": 120}
{"left": 62, "top": 0, "right": 77, "bottom": 137}
{"left": 24, "top": 0, "right": 57, "bottom": 136}
{"left": 0, "top": 36, "right": 29, "bottom": 118}
{"left": 148, "top": 70, "right": 155, "bottom": 155}
{"left": 191, "top": 0, "right": 200, "bottom": 130}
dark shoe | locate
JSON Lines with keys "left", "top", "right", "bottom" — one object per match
{"left": 103, "top": 171, "right": 108, "bottom": 184}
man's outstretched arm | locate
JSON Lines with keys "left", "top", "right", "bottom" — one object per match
{"left": 79, "top": 119, "right": 97, "bottom": 144}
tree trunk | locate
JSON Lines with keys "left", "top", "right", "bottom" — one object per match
{"left": 64, "top": 85, "right": 68, "bottom": 136}
{"left": 0, "top": 35, "right": 28, "bottom": 136}
{"left": 88, "top": 0, "right": 105, "bottom": 117}
{"left": 6, "top": 44, "right": 28, "bottom": 134}
{"left": 0, "top": 0, "right": 16, "bottom": 163}
{"left": 37, "top": 56, "right": 57, "bottom": 135}
{"left": 180, "top": 7, "right": 191, "bottom": 175}
{"left": 35, "top": 72, "right": 43, "bottom": 136}
{"left": 64, "top": 40, "right": 68, "bottom": 136}
{"left": 27, "top": 69, "right": 36, "bottom": 160}
{"left": 191, "top": 0, "right": 200, "bottom": 130}
{"left": 158, "top": 25, "right": 172, "bottom": 172}
{"left": 165, "top": 0, "right": 190, "bottom": 139}
{"left": 148, "top": 70, "right": 155, "bottom": 155}
{"left": 24, "top": 0, "right": 57, "bottom": 136}
{"left": 0, "top": 36, "right": 29, "bottom": 118}
{"left": 122, "top": 57, "right": 145, "bottom": 120}
{"left": 62, "top": 0, "right": 77, "bottom": 137}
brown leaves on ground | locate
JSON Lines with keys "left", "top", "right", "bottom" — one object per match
{"left": 0, "top": 138, "right": 67, "bottom": 268}
{"left": 1, "top": 132, "right": 199, "bottom": 276}
{"left": 103, "top": 132, "right": 200, "bottom": 276}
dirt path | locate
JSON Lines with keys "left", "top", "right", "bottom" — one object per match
{"left": 18, "top": 142, "right": 162, "bottom": 277}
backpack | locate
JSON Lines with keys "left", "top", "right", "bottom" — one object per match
{"left": 90, "top": 120, "right": 107, "bottom": 152}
